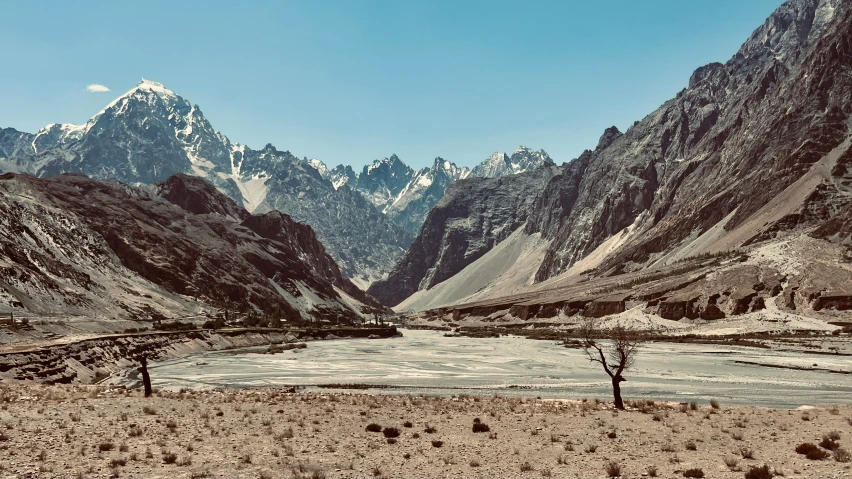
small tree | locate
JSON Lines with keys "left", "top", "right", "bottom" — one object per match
{"left": 578, "top": 318, "right": 644, "bottom": 410}
{"left": 138, "top": 355, "right": 152, "bottom": 398}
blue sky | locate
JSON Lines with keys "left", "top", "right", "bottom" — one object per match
{"left": 2, "top": 0, "right": 782, "bottom": 169}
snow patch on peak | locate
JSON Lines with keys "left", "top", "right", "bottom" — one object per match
{"left": 308, "top": 158, "right": 329, "bottom": 177}
{"left": 137, "top": 78, "right": 177, "bottom": 97}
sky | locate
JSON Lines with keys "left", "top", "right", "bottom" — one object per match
{"left": 1, "top": 0, "right": 783, "bottom": 170}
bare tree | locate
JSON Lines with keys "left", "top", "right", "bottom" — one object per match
{"left": 138, "top": 355, "right": 152, "bottom": 398}
{"left": 578, "top": 318, "right": 644, "bottom": 410}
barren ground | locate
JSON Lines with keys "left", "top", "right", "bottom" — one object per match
{"left": 0, "top": 385, "right": 850, "bottom": 479}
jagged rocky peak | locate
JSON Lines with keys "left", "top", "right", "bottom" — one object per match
{"left": 470, "top": 146, "right": 552, "bottom": 177}
{"left": 595, "top": 126, "right": 623, "bottom": 151}
{"left": 155, "top": 174, "right": 249, "bottom": 222}
{"left": 736, "top": 0, "right": 840, "bottom": 68}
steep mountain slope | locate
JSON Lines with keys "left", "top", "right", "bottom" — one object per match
{"left": 531, "top": 0, "right": 852, "bottom": 281}
{"left": 367, "top": 164, "right": 559, "bottom": 306}
{"left": 0, "top": 173, "right": 378, "bottom": 321}
{"left": 0, "top": 80, "right": 410, "bottom": 285}
{"left": 379, "top": 0, "right": 852, "bottom": 322}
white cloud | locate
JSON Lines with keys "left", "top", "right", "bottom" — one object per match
{"left": 86, "top": 84, "right": 110, "bottom": 93}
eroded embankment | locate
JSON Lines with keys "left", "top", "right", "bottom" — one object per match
{"left": 0, "top": 327, "right": 397, "bottom": 384}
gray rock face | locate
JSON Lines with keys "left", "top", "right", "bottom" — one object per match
{"left": 367, "top": 164, "right": 559, "bottom": 306}
{"left": 535, "top": 0, "right": 852, "bottom": 280}
{"left": 369, "top": 0, "right": 852, "bottom": 309}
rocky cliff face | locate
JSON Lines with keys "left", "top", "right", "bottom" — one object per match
{"left": 0, "top": 173, "right": 377, "bottom": 321}
{"left": 367, "top": 164, "right": 559, "bottom": 306}
{"left": 373, "top": 0, "right": 852, "bottom": 317}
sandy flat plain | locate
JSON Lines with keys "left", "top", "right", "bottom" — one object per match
{"left": 0, "top": 385, "right": 850, "bottom": 479}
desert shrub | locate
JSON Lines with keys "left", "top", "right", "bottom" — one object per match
{"left": 424, "top": 425, "right": 437, "bottom": 434}
{"left": 685, "top": 439, "right": 697, "bottom": 451}
{"left": 469, "top": 459, "right": 480, "bottom": 467}
{"left": 796, "top": 442, "right": 829, "bottom": 460}
{"left": 431, "top": 440, "right": 443, "bottom": 448}
{"left": 403, "top": 421, "right": 413, "bottom": 428}
{"left": 382, "top": 427, "right": 400, "bottom": 438}
{"left": 607, "top": 431, "right": 617, "bottom": 439}
{"left": 585, "top": 444, "right": 598, "bottom": 453}
{"left": 682, "top": 468, "right": 704, "bottom": 478}
{"left": 99, "top": 441, "right": 115, "bottom": 452}
{"left": 739, "top": 446, "right": 755, "bottom": 459}
{"left": 689, "top": 401, "right": 698, "bottom": 411}
{"left": 472, "top": 422, "right": 490, "bottom": 433}
{"left": 162, "top": 451, "right": 178, "bottom": 464}
{"left": 724, "top": 456, "right": 739, "bottom": 470}
{"left": 605, "top": 461, "right": 621, "bottom": 477}
{"left": 520, "top": 462, "right": 534, "bottom": 472}
{"left": 386, "top": 438, "right": 397, "bottom": 444}
{"left": 743, "top": 464, "right": 773, "bottom": 479}
{"left": 834, "top": 448, "right": 851, "bottom": 463}
{"left": 646, "top": 465, "right": 658, "bottom": 477}
{"left": 365, "top": 423, "right": 382, "bottom": 433}
{"left": 143, "top": 406, "right": 156, "bottom": 415}
{"left": 710, "top": 399, "right": 720, "bottom": 409}
{"left": 820, "top": 433, "right": 840, "bottom": 450}
{"left": 110, "top": 458, "right": 127, "bottom": 467}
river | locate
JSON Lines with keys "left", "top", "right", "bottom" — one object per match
{"left": 129, "top": 329, "right": 852, "bottom": 408}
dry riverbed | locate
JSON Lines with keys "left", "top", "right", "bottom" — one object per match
{"left": 0, "top": 385, "right": 850, "bottom": 478}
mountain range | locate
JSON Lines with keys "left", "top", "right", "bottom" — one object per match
{"left": 380, "top": 0, "right": 852, "bottom": 325}
{"left": 0, "top": 82, "right": 550, "bottom": 285}
{"left": 2, "top": 0, "right": 851, "bottom": 327}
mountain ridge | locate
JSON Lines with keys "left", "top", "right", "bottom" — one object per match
{"left": 381, "top": 0, "right": 852, "bottom": 326}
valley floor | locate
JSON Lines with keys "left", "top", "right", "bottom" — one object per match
{"left": 0, "top": 385, "right": 850, "bottom": 479}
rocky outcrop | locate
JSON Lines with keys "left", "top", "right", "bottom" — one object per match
{"left": 155, "top": 173, "right": 248, "bottom": 221}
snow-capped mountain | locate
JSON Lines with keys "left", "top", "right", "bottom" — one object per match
{"left": 355, "top": 154, "right": 416, "bottom": 211}
{"left": 303, "top": 148, "right": 548, "bottom": 238}
{"left": 1, "top": 78, "right": 555, "bottom": 285}
{"left": 470, "top": 147, "right": 554, "bottom": 178}
{"left": 0, "top": 79, "right": 410, "bottom": 286}
{"left": 303, "top": 154, "right": 472, "bottom": 237}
